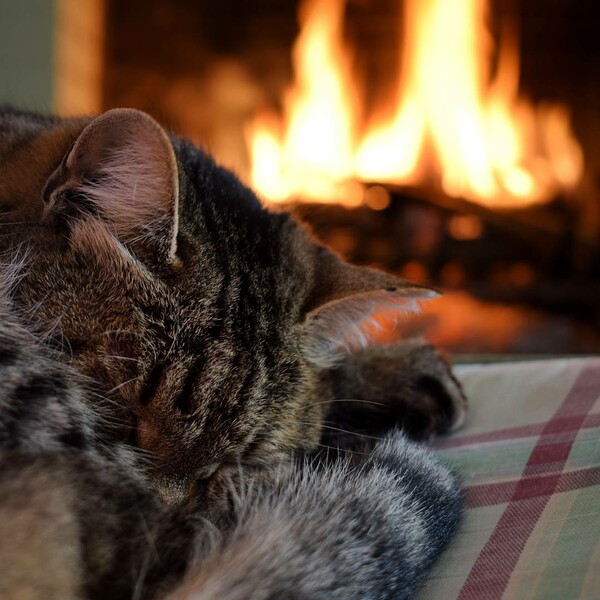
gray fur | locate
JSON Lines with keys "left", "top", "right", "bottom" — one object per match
{"left": 0, "top": 106, "right": 465, "bottom": 599}
{"left": 171, "top": 434, "right": 461, "bottom": 600}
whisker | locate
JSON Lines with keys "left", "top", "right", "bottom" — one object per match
{"left": 292, "top": 420, "right": 386, "bottom": 442}
{"left": 131, "top": 447, "right": 162, "bottom": 461}
{"left": 320, "top": 423, "right": 386, "bottom": 441}
{"left": 108, "top": 377, "right": 141, "bottom": 394}
{"left": 282, "top": 433, "right": 373, "bottom": 457}
{"left": 105, "top": 354, "right": 145, "bottom": 365}
{"left": 305, "top": 398, "right": 392, "bottom": 410}
{"left": 100, "top": 329, "right": 147, "bottom": 339}
{"left": 19, "top": 283, "right": 58, "bottom": 318}
{"left": 309, "top": 441, "right": 372, "bottom": 456}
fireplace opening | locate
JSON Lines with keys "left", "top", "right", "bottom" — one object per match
{"left": 55, "top": 0, "right": 600, "bottom": 355}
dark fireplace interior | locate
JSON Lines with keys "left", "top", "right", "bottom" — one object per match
{"left": 83, "top": 0, "right": 600, "bottom": 355}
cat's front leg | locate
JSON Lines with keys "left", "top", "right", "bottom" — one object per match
{"left": 321, "top": 338, "right": 467, "bottom": 448}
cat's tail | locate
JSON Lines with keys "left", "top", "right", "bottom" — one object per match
{"left": 167, "top": 432, "right": 462, "bottom": 600}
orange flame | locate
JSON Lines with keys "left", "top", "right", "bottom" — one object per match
{"left": 247, "top": 0, "right": 583, "bottom": 208}
{"left": 247, "top": 0, "right": 362, "bottom": 205}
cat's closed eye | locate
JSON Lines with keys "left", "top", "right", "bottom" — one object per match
{"left": 138, "top": 362, "right": 165, "bottom": 407}
{"left": 173, "top": 360, "right": 205, "bottom": 415}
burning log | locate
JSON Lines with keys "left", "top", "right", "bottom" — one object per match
{"left": 292, "top": 186, "right": 600, "bottom": 313}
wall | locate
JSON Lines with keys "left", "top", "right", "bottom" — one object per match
{"left": 0, "top": 0, "right": 55, "bottom": 111}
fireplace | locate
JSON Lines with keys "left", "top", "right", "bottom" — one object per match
{"left": 55, "top": 0, "right": 600, "bottom": 354}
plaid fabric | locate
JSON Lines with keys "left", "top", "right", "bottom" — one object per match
{"left": 418, "top": 358, "right": 600, "bottom": 600}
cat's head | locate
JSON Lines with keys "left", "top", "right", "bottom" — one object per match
{"left": 6, "top": 109, "right": 434, "bottom": 503}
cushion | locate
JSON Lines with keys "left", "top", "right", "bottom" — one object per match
{"left": 419, "top": 358, "right": 600, "bottom": 599}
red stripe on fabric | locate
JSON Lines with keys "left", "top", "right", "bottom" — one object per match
{"left": 513, "top": 473, "right": 560, "bottom": 500}
{"left": 544, "top": 415, "right": 587, "bottom": 434}
{"left": 526, "top": 440, "right": 573, "bottom": 466}
{"left": 457, "top": 364, "right": 600, "bottom": 600}
{"left": 585, "top": 413, "right": 600, "bottom": 428}
{"left": 459, "top": 497, "right": 550, "bottom": 600}
{"left": 560, "top": 466, "right": 600, "bottom": 492}
{"left": 434, "top": 412, "right": 600, "bottom": 450}
{"left": 434, "top": 423, "right": 545, "bottom": 449}
{"left": 465, "top": 480, "right": 516, "bottom": 508}
{"left": 464, "top": 467, "right": 600, "bottom": 508}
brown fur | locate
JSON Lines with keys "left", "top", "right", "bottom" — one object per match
{"left": 0, "top": 106, "right": 466, "bottom": 599}
{"left": 0, "top": 107, "right": 458, "bottom": 504}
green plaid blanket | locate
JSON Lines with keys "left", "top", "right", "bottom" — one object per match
{"left": 419, "top": 358, "right": 600, "bottom": 600}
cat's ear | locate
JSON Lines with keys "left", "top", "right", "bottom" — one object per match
{"left": 43, "top": 108, "right": 179, "bottom": 263}
{"left": 302, "top": 248, "right": 437, "bottom": 368}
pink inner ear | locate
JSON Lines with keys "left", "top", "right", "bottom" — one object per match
{"left": 48, "top": 109, "right": 180, "bottom": 263}
{"left": 331, "top": 295, "right": 424, "bottom": 353}
{"left": 75, "top": 129, "right": 178, "bottom": 237}
{"left": 352, "top": 305, "right": 418, "bottom": 347}
{"left": 305, "top": 290, "right": 434, "bottom": 367}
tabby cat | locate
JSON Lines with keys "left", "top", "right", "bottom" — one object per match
{"left": 0, "top": 106, "right": 466, "bottom": 600}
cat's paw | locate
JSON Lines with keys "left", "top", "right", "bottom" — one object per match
{"left": 326, "top": 338, "right": 467, "bottom": 443}
{"left": 397, "top": 339, "right": 467, "bottom": 436}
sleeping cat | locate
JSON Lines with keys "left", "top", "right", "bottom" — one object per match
{"left": 0, "top": 106, "right": 466, "bottom": 599}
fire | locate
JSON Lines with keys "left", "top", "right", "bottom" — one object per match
{"left": 247, "top": 0, "right": 583, "bottom": 208}
{"left": 247, "top": 0, "right": 362, "bottom": 205}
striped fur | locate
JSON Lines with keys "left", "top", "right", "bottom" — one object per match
{"left": 0, "top": 106, "right": 465, "bottom": 598}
